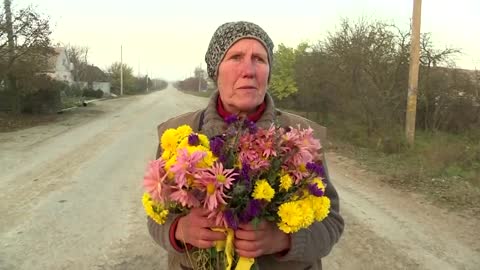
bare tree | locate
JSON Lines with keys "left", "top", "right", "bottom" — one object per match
{"left": 65, "top": 45, "right": 89, "bottom": 81}
{"left": 1, "top": 1, "right": 53, "bottom": 113}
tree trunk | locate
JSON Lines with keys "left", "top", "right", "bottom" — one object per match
{"left": 4, "top": 0, "right": 21, "bottom": 113}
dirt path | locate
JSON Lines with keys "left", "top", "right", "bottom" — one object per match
{"left": 323, "top": 154, "right": 480, "bottom": 270}
{"left": 1, "top": 86, "right": 479, "bottom": 270}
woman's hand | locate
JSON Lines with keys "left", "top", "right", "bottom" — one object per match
{"left": 234, "top": 220, "right": 291, "bottom": 258}
{"left": 175, "top": 208, "right": 226, "bottom": 249}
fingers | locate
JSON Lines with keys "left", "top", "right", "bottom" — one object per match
{"left": 176, "top": 212, "right": 226, "bottom": 248}
{"left": 188, "top": 229, "right": 226, "bottom": 249}
{"left": 236, "top": 249, "right": 262, "bottom": 259}
{"left": 183, "top": 211, "right": 217, "bottom": 228}
{"left": 235, "top": 229, "right": 259, "bottom": 241}
{"left": 238, "top": 220, "right": 268, "bottom": 231}
{"left": 200, "top": 229, "right": 227, "bottom": 242}
{"left": 234, "top": 239, "right": 261, "bottom": 252}
{"left": 235, "top": 239, "right": 263, "bottom": 258}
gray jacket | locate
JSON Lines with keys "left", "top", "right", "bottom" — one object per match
{"left": 147, "top": 92, "right": 344, "bottom": 270}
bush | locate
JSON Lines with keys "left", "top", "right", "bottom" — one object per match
{"left": 20, "top": 75, "right": 63, "bottom": 114}
{"left": 82, "top": 88, "right": 103, "bottom": 98}
{"left": 64, "top": 84, "right": 83, "bottom": 97}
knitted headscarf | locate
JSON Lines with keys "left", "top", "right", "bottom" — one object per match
{"left": 205, "top": 21, "right": 274, "bottom": 82}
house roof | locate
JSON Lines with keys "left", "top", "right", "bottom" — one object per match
{"left": 77, "top": 65, "right": 108, "bottom": 82}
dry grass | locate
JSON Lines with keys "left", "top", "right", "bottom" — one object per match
{"left": 0, "top": 112, "right": 59, "bottom": 132}
{"left": 329, "top": 127, "right": 480, "bottom": 215}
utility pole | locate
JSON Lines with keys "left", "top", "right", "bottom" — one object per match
{"left": 198, "top": 63, "right": 202, "bottom": 92}
{"left": 146, "top": 69, "right": 149, "bottom": 92}
{"left": 405, "top": 0, "right": 422, "bottom": 146}
{"left": 120, "top": 45, "right": 123, "bottom": 96}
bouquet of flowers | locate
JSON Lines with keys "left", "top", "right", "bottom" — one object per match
{"left": 142, "top": 116, "right": 330, "bottom": 270}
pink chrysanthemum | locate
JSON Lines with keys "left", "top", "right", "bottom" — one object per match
{"left": 169, "top": 148, "right": 206, "bottom": 188}
{"left": 143, "top": 158, "right": 169, "bottom": 202}
{"left": 258, "top": 125, "right": 277, "bottom": 158}
{"left": 196, "top": 162, "right": 238, "bottom": 189}
{"left": 280, "top": 126, "right": 322, "bottom": 182}
{"left": 238, "top": 130, "right": 272, "bottom": 172}
{"left": 170, "top": 188, "right": 200, "bottom": 208}
{"left": 196, "top": 178, "right": 229, "bottom": 211}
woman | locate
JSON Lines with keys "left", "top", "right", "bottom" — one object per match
{"left": 147, "top": 21, "right": 344, "bottom": 270}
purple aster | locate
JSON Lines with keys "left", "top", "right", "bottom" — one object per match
{"left": 188, "top": 133, "right": 200, "bottom": 146}
{"left": 224, "top": 209, "right": 239, "bottom": 230}
{"left": 306, "top": 162, "right": 326, "bottom": 177}
{"left": 209, "top": 136, "right": 225, "bottom": 157}
{"left": 308, "top": 183, "right": 325, "bottom": 197}
{"left": 239, "top": 199, "right": 262, "bottom": 223}
{"left": 243, "top": 119, "right": 257, "bottom": 134}
{"left": 225, "top": 115, "right": 238, "bottom": 125}
{"left": 240, "top": 162, "right": 251, "bottom": 182}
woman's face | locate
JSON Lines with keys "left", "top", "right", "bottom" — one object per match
{"left": 217, "top": 38, "right": 270, "bottom": 115}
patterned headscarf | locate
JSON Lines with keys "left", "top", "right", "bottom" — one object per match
{"left": 205, "top": 21, "right": 274, "bottom": 82}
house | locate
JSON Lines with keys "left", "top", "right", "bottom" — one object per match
{"left": 74, "top": 65, "right": 111, "bottom": 96}
{"left": 43, "top": 47, "right": 74, "bottom": 84}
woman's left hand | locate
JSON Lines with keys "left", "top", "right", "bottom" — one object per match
{"left": 234, "top": 220, "right": 290, "bottom": 258}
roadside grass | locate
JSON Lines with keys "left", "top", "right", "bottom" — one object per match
{"left": 334, "top": 125, "right": 479, "bottom": 214}
{"left": 285, "top": 110, "right": 480, "bottom": 214}
{"left": 0, "top": 112, "right": 59, "bottom": 132}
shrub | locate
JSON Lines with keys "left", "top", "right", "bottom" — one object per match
{"left": 82, "top": 88, "right": 103, "bottom": 98}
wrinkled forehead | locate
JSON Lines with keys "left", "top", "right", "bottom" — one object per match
{"left": 223, "top": 38, "right": 269, "bottom": 59}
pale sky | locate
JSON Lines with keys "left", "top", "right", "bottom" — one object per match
{"left": 13, "top": 0, "right": 480, "bottom": 81}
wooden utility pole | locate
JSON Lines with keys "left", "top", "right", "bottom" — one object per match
{"left": 120, "top": 45, "right": 123, "bottom": 96}
{"left": 405, "top": 0, "right": 422, "bottom": 145}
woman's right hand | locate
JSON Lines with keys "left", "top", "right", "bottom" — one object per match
{"left": 175, "top": 208, "right": 226, "bottom": 249}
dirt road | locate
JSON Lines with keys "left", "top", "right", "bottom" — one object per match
{"left": 1, "top": 86, "right": 479, "bottom": 270}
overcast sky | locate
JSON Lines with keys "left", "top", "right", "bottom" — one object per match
{"left": 13, "top": 0, "right": 480, "bottom": 80}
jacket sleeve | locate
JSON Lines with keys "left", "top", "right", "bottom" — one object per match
{"left": 147, "top": 214, "right": 186, "bottom": 255}
{"left": 276, "top": 153, "right": 344, "bottom": 263}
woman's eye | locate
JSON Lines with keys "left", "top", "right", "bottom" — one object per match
{"left": 254, "top": 56, "right": 266, "bottom": 63}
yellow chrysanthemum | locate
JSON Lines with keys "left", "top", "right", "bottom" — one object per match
{"left": 142, "top": 193, "right": 169, "bottom": 225}
{"left": 252, "top": 179, "right": 275, "bottom": 202}
{"left": 308, "top": 195, "right": 331, "bottom": 221}
{"left": 311, "top": 177, "right": 326, "bottom": 193}
{"left": 161, "top": 128, "right": 179, "bottom": 152}
{"left": 279, "top": 174, "right": 293, "bottom": 191}
{"left": 178, "top": 137, "right": 190, "bottom": 148}
{"left": 161, "top": 150, "right": 173, "bottom": 161}
{"left": 176, "top": 125, "right": 193, "bottom": 140}
{"left": 298, "top": 198, "right": 315, "bottom": 226}
{"left": 277, "top": 200, "right": 314, "bottom": 233}
{"left": 185, "top": 145, "right": 206, "bottom": 155}
{"left": 198, "top": 134, "right": 210, "bottom": 148}
{"left": 199, "top": 150, "right": 216, "bottom": 168}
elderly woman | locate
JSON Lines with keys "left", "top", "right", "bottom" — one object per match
{"left": 148, "top": 21, "right": 344, "bottom": 270}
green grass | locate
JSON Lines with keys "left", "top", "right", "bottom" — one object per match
{"left": 291, "top": 110, "right": 480, "bottom": 214}
{"left": 61, "top": 96, "right": 84, "bottom": 109}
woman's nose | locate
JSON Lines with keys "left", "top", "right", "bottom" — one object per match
{"left": 239, "top": 58, "right": 255, "bottom": 78}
